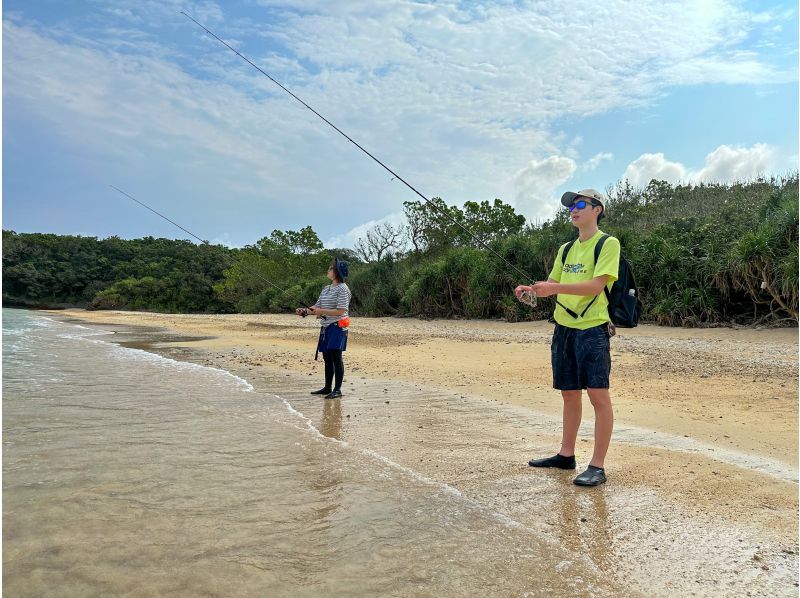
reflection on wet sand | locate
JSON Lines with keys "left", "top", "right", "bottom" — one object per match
{"left": 319, "top": 398, "right": 343, "bottom": 440}
{"left": 556, "top": 483, "right": 613, "bottom": 574}
{"left": 308, "top": 398, "right": 344, "bottom": 527}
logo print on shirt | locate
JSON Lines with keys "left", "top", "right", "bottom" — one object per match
{"left": 563, "top": 262, "right": 587, "bottom": 274}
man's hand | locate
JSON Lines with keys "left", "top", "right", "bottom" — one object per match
{"left": 306, "top": 306, "right": 320, "bottom": 316}
{"left": 514, "top": 284, "right": 532, "bottom": 300}
{"left": 609, "top": 323, "right": 616, "bottom": 337}
{"left": 296, "top": 307, "right": 309, "bottom": 317}
{"left": 531, "top": 281, "right": 558, "bottom": 297}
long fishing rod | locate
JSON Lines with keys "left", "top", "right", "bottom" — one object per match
{"left": 110, "top": 185, "right": 313, "bottom": 308}
{"left": 181, "top": 11, "right": 538, "bottom": 290}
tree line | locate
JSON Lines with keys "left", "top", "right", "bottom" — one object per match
{"left": 3, "top": 175, "right": 797, "bottom": 326}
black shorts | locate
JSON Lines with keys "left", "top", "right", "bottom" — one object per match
{"left": 551, "top": 323, "right": 611, "bottom": 390}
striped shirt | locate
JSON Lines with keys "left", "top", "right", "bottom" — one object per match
{"left": 314, "top": 283, "right": 351, "bottom": 327}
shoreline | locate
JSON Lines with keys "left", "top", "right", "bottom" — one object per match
{"left": 40, "top": 308, "right": 800, "bottom": 594}
{"left": 52, "top": 309, "right": 798, "bottom": 463}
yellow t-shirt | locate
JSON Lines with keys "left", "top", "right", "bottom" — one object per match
{"left": 548, "top": 231, "right": 621, "bottom": 329}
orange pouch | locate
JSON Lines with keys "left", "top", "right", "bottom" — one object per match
{"left": 337, "top": 317, "right": 350, "bottom": 328}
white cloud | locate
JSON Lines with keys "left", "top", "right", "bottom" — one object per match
{"left": 660, "top": 55, "right": 793, "bottom": 86}
{"left": 208, "top": 232, "right": 244, "bottom": 248}
{"left": 103, "top": 0, "right": 225, "bottom": 25}
{"left": 513, "top": 156, "right": 577, "bottom": 221}
{"left": 621, "top": 143, "right": 778, "bottom": 187}
{"left": 691, "top": 143, "right": 775, "bottom": 182}
{"left": 622, "top": 153, "right": 689, "bottom": 187}
{"left": 4, "top": 1, "right": 795, "bottom": 244}
{"left": 584, "top": 152, "right": 614, "bottom": 171}
{"left": 4, "top": 22, "right": 283, "bottom": 180}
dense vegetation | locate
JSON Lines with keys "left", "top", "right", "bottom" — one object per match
{"left": 2, "top": 235, "right": 234, "bottom": 313}
{"left": 3, "top": 176, "right": 797, "bottom": 326}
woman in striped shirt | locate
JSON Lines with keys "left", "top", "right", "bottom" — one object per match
{"left": 296, "top": 258, "right": 351, "bottom": 399}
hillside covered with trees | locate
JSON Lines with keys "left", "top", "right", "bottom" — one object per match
{"left": 4, "top": 175, "right": 797, "bottom": 326}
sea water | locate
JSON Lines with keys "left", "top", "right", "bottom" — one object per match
{"left": 3, "top": 309, "right": 614, "bottom": 597}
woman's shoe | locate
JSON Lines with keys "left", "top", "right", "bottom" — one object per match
{"left": 325, "top": 390, "right": 343, "bottom": 400}
{"left": 310, "top": 388, "right": 332, "bottom": 395}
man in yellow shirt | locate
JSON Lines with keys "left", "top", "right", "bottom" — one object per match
{"left": 515, "top": 188, "right": 620, "bottom": 486}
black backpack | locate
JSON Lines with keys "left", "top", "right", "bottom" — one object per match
{"left": 555, "top": 234, "right": 642, "bottom": 327}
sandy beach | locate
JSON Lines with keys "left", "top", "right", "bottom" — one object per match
{"left": 50, "top": 309, "right": 799, "bottom": 595}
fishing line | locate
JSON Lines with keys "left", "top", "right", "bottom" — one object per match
{"left": 111, "top": 185, "right": 206, "bottom": 245}
{"left": 110, "top": 185, "right": 312, "bottom": 306}
{"left": 181, "top": 11, "right": 538, "bottom": 292}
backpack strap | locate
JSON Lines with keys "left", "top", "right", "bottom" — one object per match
{"left": 593, "top": 234, "right": 612, "bottom": 304}
{"left": 557, "top": 234, "right": 610, "bottom": 319}
{"left": 593, "top": 234, "right": 610, "bottom": 264}
{"left": 575, "top": 234, "right": 611, "bottom": 317}
{"left": 554, "top": 239, "right": 580, "bottom": 318}
{"left": 562, "top": 239, "right": 577, "bottom": 264}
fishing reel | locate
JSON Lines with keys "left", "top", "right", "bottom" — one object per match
{"left": 519, "top": 290, "right": 537, "bottom": 307}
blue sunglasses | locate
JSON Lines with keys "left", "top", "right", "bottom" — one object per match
{"left": 568, "top": 199, "right": 600, "bottom": 212}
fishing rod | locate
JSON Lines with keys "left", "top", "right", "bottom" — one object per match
{"left": 109, "top": 185, "right": 316, "bottom": 310}
{"left": 181, "top": 11, "right": 539, "bottom": 306}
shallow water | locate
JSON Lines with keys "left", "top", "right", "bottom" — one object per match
{"left": 3, "top": 309, "right": 620, "bottom": 597}
{"left": 5, "top": 309, "right": 797, "bottom": 597}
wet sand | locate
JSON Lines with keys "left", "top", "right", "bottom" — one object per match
{"left": 52, "top": 309, "right": 799, "bottom": 595}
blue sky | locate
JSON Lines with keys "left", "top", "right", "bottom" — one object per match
{"left": 3, "top": 0, "right": 798, "bottom": 249}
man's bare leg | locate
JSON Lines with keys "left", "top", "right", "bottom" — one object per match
{"left": 559, "top": 389, "right": 582, "bottom": 456}
{"left": 586, "top": 387, "right": 613, "bottom": 467}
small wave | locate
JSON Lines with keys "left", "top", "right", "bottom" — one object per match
{"left": 11, "top": 313, "right": 114, "bottom": 340}
{"left": 357, "top": 446, "right": 565, "bottom": 541}
{"left": 3, "top": 328, "right": 31, "bottom": 336}
{"left": 106, "top": 344, "right": 255, "bottom": 392}
{"left": 55, "top": 332, "right": 114, "bottom": 341}
{"left": 56, "top": 323, "right": 115, "bottom": 338}
{"left": 278, "top": 397, "right": 349, "bottom": 445}
{"left": 3, "top": 322, "right": 56, "bottom": 335}
{"left": 24, "top": 316, "right": 57, "bottom": 327}
{"left": 7, "top": 312, "right": 255, "bottom": 395}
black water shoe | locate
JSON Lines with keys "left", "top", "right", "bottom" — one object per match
{"left": 311, "top": 388, "right": 332, "bottom": 395}
{"left": 573, "top": 465, "right": 607, "bottom": 486}
{"left": 325, "top": 390, "right": 343, "bottom": 400}
{"left": 528, "top": 454, "right": 576, "bottom": 469}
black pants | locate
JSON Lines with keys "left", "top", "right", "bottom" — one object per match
{"left": 322, "top": 350, "right": 344, "bottom": 392}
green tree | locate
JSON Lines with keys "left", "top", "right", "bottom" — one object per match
{"left": 215, "top": 226, "right": 333, "bottom": 313}
{"left": 403, "top": 197, "right": 526, "bottom": 252}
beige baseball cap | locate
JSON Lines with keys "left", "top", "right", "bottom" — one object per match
{"left": 561, "top": 188, "right": 605, "bottom": 209}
